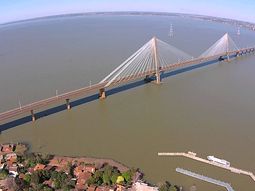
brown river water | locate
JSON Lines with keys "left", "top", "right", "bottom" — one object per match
{"left": 0, "top": 14, "right": 255, "bottom": 190}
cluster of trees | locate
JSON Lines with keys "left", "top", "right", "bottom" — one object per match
{"left": 0, "top": 169, "right": 8, "bottom": 180}
{"left": 16, "top": 169, "right": 75, "bottom": 190}
{"left": 87, "top": 164, "right": 136, "bottom": 187}
{"left": 22, "top": 153, "right": 53, "bottom": 168}
{"left": 159, "top": 181, "right": 179, "bottom": 191}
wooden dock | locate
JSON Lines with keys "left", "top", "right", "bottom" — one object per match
{"left": 158, "top": 152, "right": 255, "bottom": 182}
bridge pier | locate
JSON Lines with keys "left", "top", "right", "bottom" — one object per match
{"left": 30, "top": 110, "right": 36, "bottom": 122}
{"left": 218, "top": 56, "right": 224, "bottom": 61}
{"left": 66, "top": 99, "right": 71, "bottom": 110}
{"left": 99, "top": 88, "right": 106, "bottom": 99}
{"left": 155, "top": 72, "right": 161, "bottom": 84}
{"left": 226, "top": 53, "right": 230, "bottom": 61}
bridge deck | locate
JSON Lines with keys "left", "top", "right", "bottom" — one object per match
{"left": 0, "top": 46, "right": 254, "bottom": 123}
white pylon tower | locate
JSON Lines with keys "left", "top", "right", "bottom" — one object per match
{"left": 152, "top": 37, "right": 161, "bottom": 84}
{"left": 169, "top": 24, "right": 174, "bottom": 37}
{"left": 237, "top": 27, "right": 241, "bottom": 36}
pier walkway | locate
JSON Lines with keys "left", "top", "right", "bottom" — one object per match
{"left": 176, "top": 167, "right": 234, "bottom": 191}
{"left": 158, "top": 152, "right": 255, "bottom": 182}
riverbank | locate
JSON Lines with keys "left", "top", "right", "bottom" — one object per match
{"left": 0, "top": 143, "right": 179, "bottom": 191}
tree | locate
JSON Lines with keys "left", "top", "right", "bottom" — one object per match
{"left": 110, "top": 172, "right": 120, "bottom": 184}
{"left": 0, "top": 169, "right": 8, "bottom": 180}
{"left": 159, "top": 181, "right": 174, "bottom": 191}
{"left": 122, "top": 169, "right": 134, "bottom": 184}
{"left": 103, "top": 173, "right": 111, "bottom": 185}
{"left": 93, "top": 170, "right": 103, "bottom": 186}
{"left": 102, "top": 165, "right": 113, "bottom": 185}
{"left": 23, "top": 174, "right": 31, "bottom": 185}
{"left": 87, "top": 176, "right": 96, "bottom": 186}
{"left": 169, "top": 185, "right": 178, "bottom": 191}
{"left": 31, "top": 172, "right": 41, "bottom": 185}
{"left": 116, "top": 176, "right": 124, "bottom": 184}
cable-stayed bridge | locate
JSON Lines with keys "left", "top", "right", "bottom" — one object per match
{"left": 0, "top": 33, "right": 254, "bottom": 123}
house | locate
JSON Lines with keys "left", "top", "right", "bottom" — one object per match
{"left": 27, "top": 167, "right": 34, "bottom": 174}
{"left": 74, "top": 165, "right": 96, "bottom": 177}
{"left": 116, "top": 184, "right": 126, "bottom": 191}
{"left": 1, "top": 144, "right": 14, "bottom": 153}
{"left": 43, "top": 180, "right": 53, "bottom": 188}
{"left": 74, "top": 165, "right": 86, "bottom": 177}
{"left": 0, "top": 163, "right": 5, "bottom": 170}
{"left": 44, "top": 165, "right": 54, "bottom": 171}
{"left": 19, "top": 173, "right": 25, "bottom": 179}
{"left": 75, "top": 172, "right": 92, "bottom": 190}
{"left": 5, "top": 161, "right": 14, "bottom": 169}
{"left": 33, "top": 164, "right": 46, "bottom": 171}
{"left": 87, "top": 185, "right": 97, "bottom": 191}
{"left": 5, "top": 153, "right": 17, "bottom": 162}
{"left": 8, "top": 164, "right": 18, "bottom": 178}
{"left": 129, "top": 182, "right": 158, "bottom": 191}
{"left": 96, "top": 186, "right": 115, "bottom": 191}
{"left": 85, "top": 165, "right": 96, "bottom": 173}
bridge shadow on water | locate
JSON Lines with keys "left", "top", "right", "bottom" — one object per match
{"left": 0, "top": 58, "right": 220, "bottom": 131}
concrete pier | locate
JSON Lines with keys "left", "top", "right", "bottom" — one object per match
{"left": 176, "top": 168, "right": 235, "bottom": 191}
{"left": 155, "top": 73, "right": 161, "bottom": 84}
{"left": 66, "top": 99, "right": 71, "bottom": 110}
{"left": 99, "top": 88, "right": 106, "bottom": 99}
{"left": 158, "top": 152, "right": 255, "bottom": 182}
{"left": 30, "top": 110, "right": 36, "bottom": 122}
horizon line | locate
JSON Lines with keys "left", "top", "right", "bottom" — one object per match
{"left": 0, "top": 11, "right": 254, "bottom": 26}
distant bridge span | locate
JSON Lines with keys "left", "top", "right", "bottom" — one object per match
{"left": 0, "top": 33, "right": 254, "bottom": 124}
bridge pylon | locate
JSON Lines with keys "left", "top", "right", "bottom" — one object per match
{"left": 99, "top": 88, "right": 106, "bottom": 99}
{"left": 152, "top": 37, "right": 161, "bottom": 84}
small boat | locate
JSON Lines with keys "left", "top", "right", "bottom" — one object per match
{"left": 207, "top": 155, "right": 230, "bottom": 167}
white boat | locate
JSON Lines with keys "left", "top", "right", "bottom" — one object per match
{"left": 207, "top": 156, "right": 230, "bottom": 167}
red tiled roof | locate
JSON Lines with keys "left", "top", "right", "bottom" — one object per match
{"left": 19, "top": 173, "right": 25, "bottom": 179}
{"left": 34, "top": 164, "right": 46, "bottom": 171}
{"left": 8, "top": 165, "right": 18, "bottom": 172}
{"left": 74, "top": 165, "right": 96, "bottom": 177}
{"left": 28, "top": 167, "right": 34, "bottom": 174}
{"left": 75, "top": 172, "right": 92, "bottom": 190}
{"left": 87, "top": 185, "right": 97, "bottom": 191}
{"left": 1, "top": 145, "right": 13, "bottom": 153}
{"left": 96, "top": 186, "right": 115, "bottom": 191}
{"left": 43, "top": 179, "right": 53, "bottom": 187}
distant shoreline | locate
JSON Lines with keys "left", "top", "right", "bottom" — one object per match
{"left": 1, "top": 11, "right": 255, "bottom": 32}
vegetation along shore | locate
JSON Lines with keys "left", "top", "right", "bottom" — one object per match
{"left": 0, "top": 143, "right": 180, "bottom": 191}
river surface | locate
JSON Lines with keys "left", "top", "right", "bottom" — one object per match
{"left": 0, "top": 15, "right": 255, "bottom": 191}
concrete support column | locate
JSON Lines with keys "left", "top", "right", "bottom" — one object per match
{"left": 31, "top": 110, "right": 36, "bottom": 122}
{"left": 99, "top": 88, "right": 106, "bottom": 99}
{"left": 66, "top": 99, "right": 71, "bottom": 110}
{"left": 227, "top": 53, "right": 230, "bottom": 61}
{"left": 155, "top": 72, "right": 161, "bottom": 84}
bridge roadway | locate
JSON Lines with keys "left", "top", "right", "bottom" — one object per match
{"left": 176, "top": 167, "right": 234, "bottom": 191}
{"left": 0, "top": 47, "right": 254, "bottom": 123}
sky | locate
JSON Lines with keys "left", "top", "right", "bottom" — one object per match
{"left": 1, "top": 0, "right": 255, "bottom": 24}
